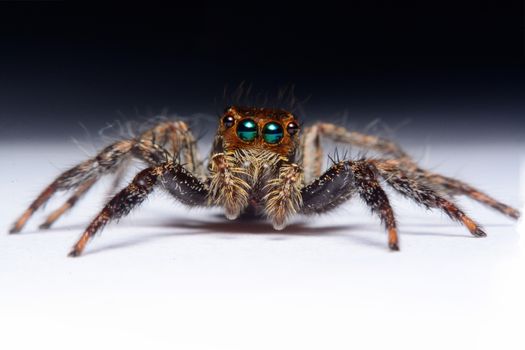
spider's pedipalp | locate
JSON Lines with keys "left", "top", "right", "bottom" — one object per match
{"left": 207, "top": 152, "right": 251, "bottom": 220}
{"left": 263, "top": 162, "right": 304, "bottom": 230}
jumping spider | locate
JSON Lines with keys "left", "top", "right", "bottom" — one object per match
{"left": 10, "top": 106, "right": 520, "bottom": 256}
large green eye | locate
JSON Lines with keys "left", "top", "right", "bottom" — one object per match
{"left": 236, "top": 119, "right": 258, "bottom": 142}
{"left": 262, "top": 122, "right": 284, "bottom": 144}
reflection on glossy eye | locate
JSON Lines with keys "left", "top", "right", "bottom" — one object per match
{"left": 262, "top": 122, "right": 284, "bottom": 144}
{"left": 237, "top": 119, "right": 258, "bottom": 141}
{"left": 286, "top": 121, "right": 299, "bottom": 136}
{"left": 222, "top": 115, "right": 235, "bottom": 128}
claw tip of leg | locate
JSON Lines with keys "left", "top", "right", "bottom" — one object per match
{"left": 67, "top": 250, "right": 81, "bottom": 258}
{"left": 473, "top": 228, "right": 487, "bottom": 237}
{"left": 8, "top": 227, "right": 20, "bottom": 234}
{"left": 39, "top": 223, "right": 51, "bottom": 230}
{"left": 389, "top": 242, "right": 400, "bottom": 251}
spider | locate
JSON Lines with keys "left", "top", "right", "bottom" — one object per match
{"left": 10, "top": 106, "right": 520, "bottom": 257}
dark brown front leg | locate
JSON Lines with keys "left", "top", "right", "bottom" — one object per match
{"left": 301, "top": 160, "right": 400, "bottom": 250}
{"left": 69, "top": 162, "right": 208, "bottom": 257}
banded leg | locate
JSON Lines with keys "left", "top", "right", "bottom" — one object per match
{"left": 298, "top": 122, "right": 409, "bottom": 183}
{"left": 105, "top": 157, "right": 132, "bottom": 198}
{"left": 298, "top": 124, "right": 324, "bottom": 184}
{"left": 374, "top": 158, "right": 520, "bottom": 220}
{"left": 69, "top": 162, "right": 208, "bottom": 257}
{"left": 297, "top": 123, "right": 520, "bottom": 220}
{"left": 10, "top": 120, "right": 201, "bottom": 233}
{"left": 424, "top": 172, "right": 520, "bottom": 219}
{"left": 137, "top": 120, "right": 202, "bottom": 174}
{"left": 301, "top": 160, "right": 400, "bottom": 250}
{"left": 39, "top": 178, "right": 97, "bottom": 229}
{"left": 10, "top": 139, "right": 135, "bottom": 233}
{"left": 372, "top": 160, "right": 486, "bottom": 237}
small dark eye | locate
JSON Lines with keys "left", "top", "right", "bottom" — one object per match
{"left": 236, "top": 119, "right": 258, "bottom": 142}
{"left": 262, "top": 122, "right": 284, "bottom": 144}
{"left": 286, "top": 122, "right": 300, "bottom": 135}
{"left": 222, "top": 115, "right": 235, "bottom": 128}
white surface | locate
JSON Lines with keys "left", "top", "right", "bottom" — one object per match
{"left": 1, "top": 140, "right": 524, "bottom": 350}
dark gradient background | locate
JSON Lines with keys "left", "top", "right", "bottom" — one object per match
{"left": 1, "top": 2, "right": 524, "bottom": 143}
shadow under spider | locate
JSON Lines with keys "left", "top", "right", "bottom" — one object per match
{"left": 18, "top": 211, "right": 490, "bottom": 256}
{"left": 81, "top": 215, "right": 393, "bottom": 255}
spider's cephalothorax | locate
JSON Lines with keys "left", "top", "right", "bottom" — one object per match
{"left": 10, "top": 106, "right": 520, "bottom": 257}
{"left": 207, "top": 107, "right": 303, "bottom": 225}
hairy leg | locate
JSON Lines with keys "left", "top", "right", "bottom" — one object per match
{"left": 371, "top": 159, "right": 486, "bottom": 237}
{"left": 301, "top": 160, "right": 400, "bottom": 250}
{"left": 10, "top": 120, "right": 201, "bottom": 233}
{"left": 104, "top": 157, "right": 132, "bottom": 198}
{"left": 39, "top": 178, "right": 97, "bottom": 229}
{"left": 297, "top": 123, "right": 519, "bottom": 220}
{"left": 298, "top": 125, "right": 324, "bottom": 184}
{"left": 374, "top": 158, "right": 520, "bottom": 220}
{"left": 10, "top": 139, "right": 135, "bottom": 233}
{"left": 425, "top": 172, "right": 520, "bottom": 219}
{"left": 298, "top": 122, "right": 409, "bottom": 183}
{"left": 69, "top": 162, "right": 208, "bottom": 257}
{"left": 137, "top": 120, "right": 202, "bottom": 174}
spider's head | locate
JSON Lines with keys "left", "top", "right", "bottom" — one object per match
{"left": 218, "top": 106, "right": 300, "bottom": 156}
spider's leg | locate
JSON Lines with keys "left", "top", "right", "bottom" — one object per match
{"left": 10, "top": 120, "right": 201, "bottom": 233}
{"left": 138, "top": 120, "right": 203, "bottom": 175}
{"left": 316, "top": 122, "right": 408, "bottom": 158}
{"left": 68, "top": 161, "right": 208, "bottom": 257}
{"left": 104, "top": 157, "right": 133, "bottom": 198}
{"left": 9, "top": 139, "right": 135, "bottom": 233}
{"left": 39, "top": 178, "right": 97, "bottom": 229}
{"left": 298, "top": 125, "right": 324, "bottom": 183}
{"left": 372, "top": 160, "right": 486, "bottom": 237}
{"left": 298, "top": 122, "right": 410, "bottom": 184}
{"left": 264, "top": 163, "right": 304, "bottom": 230}
{"left": 377, "top": 158, "right": 520, "bottom": 220}
{"left": 372, "top": 158, "right": 520, "bottom": 220}
{"left": 309, "top": 124, "right": 519, "bottom": 220}
{"left": 301, "top": 160, "right": 400, "bottom": 250}
{"left": 424, "top": 172, "right": 520, "bottom": 219}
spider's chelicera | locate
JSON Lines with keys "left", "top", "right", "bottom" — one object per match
{"left": 10, "top": 106, "right": 520, "bottom": 257}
